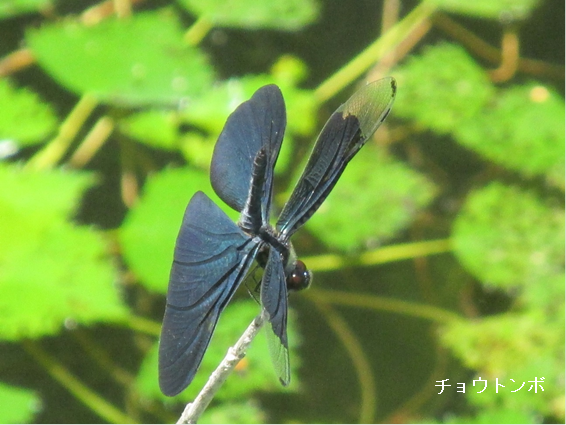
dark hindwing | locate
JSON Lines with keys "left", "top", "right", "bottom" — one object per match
{"left": 158, "top": 191, "right": 259, "bottom": 396}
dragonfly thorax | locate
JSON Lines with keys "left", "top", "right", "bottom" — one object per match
{"left": 254, "top": 230, "right": 312, "bottom": 293}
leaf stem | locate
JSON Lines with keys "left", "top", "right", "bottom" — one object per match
{"left": 302, "top": 238, "right": 452, "bottom": 272}
{"left": 26, "top": 94, "right": 98, "bottom": 171}
{"left": 314, "top": 0, "right": 436, "bottom": 104}
{"left": 312, "top": 300, "right": 377, "bottom": 423}
{"left": 68, "top": 116, "right": 114, "bottom": 168}
{"left": 184, "top": 17, "right": 214, "bottom": 46}
{"left": 122, "top": 314, "right": 162, "bottom": 337}
{"left": 22, "top": 340, "right": 137, "bottom": 424}
{"left": 304, "top": 289, "right": 462, "bottom": 324}
{"left": 72, "top": 330, "right": 134, "bottom": 386}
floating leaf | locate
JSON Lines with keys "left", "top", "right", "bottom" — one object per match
{"left": 452, "top": 182, "right": 564, "bottom": 290}
{"left": 442, "top": 312, "right": 558, "bottom": 376}
{"left": 179, "top": 132, "right": 217, "bottom": 169}
{"left": 0, "top": 383, "right": 39, "bottom": 423}
{"left": 177, "top": 0, "right": 319, "bottom": 30}
{"left": 440, "top": 311, "right": 565, "bottom": 419}
{"left": 306, "top": 145, "right": 436, "bottom": 252}
{"left": 119, "top": 110, "right": 179, "bottom": 150}
{"left": 454, "top": 83, "right": 565, "bottom": 186}
{"left": 393, "top": 43, "right": 494, "bottom": 134}
{"left": 449, "top": 183, "right": 564, "bottom": 423}
{"left": 181, "top": 75, "right": 317, "bottom": 138}
{"left": 27, "top": 10, "right": 214, "bottom": 106}
{"left": 181, "top": 79, "right": 260, "bottom": 135}
{"left": 120, "top": 167, "right": 237, "bottom": 293}
{"left": 520, "top": 272, "right": 565, "bottom": 312}
{"left": 0, "top": 79, "right": 57, "bottom": 147}
{"left": 270, "top": 54, "right": 310, "bottom": 87}
{"left": 432, "top": 0, "right": 540, "bottom": 20}
{"left": 0, "top": 165, "right": 127, "bottom": 340}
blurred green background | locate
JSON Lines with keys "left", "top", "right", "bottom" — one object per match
{"left": 0, "top": 0, "right": 563, "bottom": 423}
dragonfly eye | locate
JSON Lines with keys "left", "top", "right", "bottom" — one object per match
{"left": 286, "top": 260, "right": 312, "bottom": 292}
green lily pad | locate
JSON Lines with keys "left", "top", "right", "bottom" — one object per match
{"left": 0, "top": 78, "right": 57, "bottom": 147}
{"left": 181, "top": 75, "right": 317, "bottom": 138}
{"left": 306, "top": 145, "right": 436, "bottom": 252}
{"left": 119, "top": 110, "right": 179, "bottom": 150}
{"left": 0, "top": 383, "right": 39, "bottom": 423}
{"left": 0, "top": 165, "right": 127, "bottom": 340}
{"left": 454, "top": 83, "right": 565, "bottom": 186}
{"left": 27, "top": 10, "right": 214, "bottom": 106}
{"left": 393, "top": 43, "right": 494, "bottom": 134}
{"left": 120, "top": 167, "right": 238, "bottom": 293}
{"left": 177, "top": 0, "right": 319, "bottom": 30}
{"left": 440, "top": 310, "right": 564, "bottom": 419}
{"left": 452, "top": 182, "right": 565, "bottom": 290}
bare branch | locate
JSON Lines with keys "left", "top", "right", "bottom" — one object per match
{"left": 176, "top": 312, "right": 266, "bottom": 424}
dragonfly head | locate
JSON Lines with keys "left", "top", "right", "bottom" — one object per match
{"left": 285, "top": 243, "right": 312, "bottom": 292}
{"left": 286, "top": 259, "right": 312, "bottom": 292}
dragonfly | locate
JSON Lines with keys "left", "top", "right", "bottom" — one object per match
{"left": 159, "top": 77, "right": 396, "bottom": 396}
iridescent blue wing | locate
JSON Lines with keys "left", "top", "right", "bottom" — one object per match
{"left": 158, "top": 191, "right": 259, "bottom": 396}
{"left": 277, "top": 77, "right": 396, "bottom": 238}
{"left": 210, "top": 85, "right": 286, "bottom": 220}
{"left": 260, "top": 247, "right": 291, "bottom": 385}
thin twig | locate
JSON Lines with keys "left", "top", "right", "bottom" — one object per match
{"left": 176, "top": 312, "right": 266, "bottom": 424}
